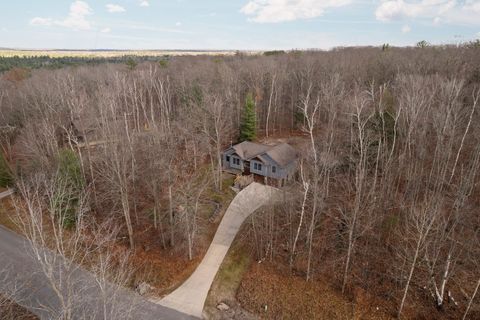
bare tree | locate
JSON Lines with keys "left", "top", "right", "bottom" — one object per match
{"left": 13, "top": 174, "right": 137, "bottom": 320}
{"left": 177, "top": 173, "right": 209, "bottom": 260}
{"left": 463, "top": 229, "right": 480, "bottom": 320}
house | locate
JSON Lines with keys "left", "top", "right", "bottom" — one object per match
{"left": 222, "top": 141, "right": 299, "bottom": 186}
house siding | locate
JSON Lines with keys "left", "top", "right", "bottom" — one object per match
{"left": 261, "top": 154, "right": 290, "bottom": 179}
{"left": 223, "top": 149, "right": 243, "bottom": 170}
{"left": 230, "top": 156, "right": 242, "bottom": 170}
{"left": 250, "top": 159, "right": 266, "bottom": 175}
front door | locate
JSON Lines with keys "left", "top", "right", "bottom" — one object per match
{"left": 244, "top": 161, "right": 251, "bottom": 175}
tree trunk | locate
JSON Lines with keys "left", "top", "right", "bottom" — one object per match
{"left": 342, "top": 225, "right": 355, "bottom": 293}
{"left": 463, "top": 277, "right": 480, "bottom": 320}
{"left": 266, "top": 75, "right": 275, "bottom": 138}
{"left": 121, "top": 190, "right": 134, "bottom": 249}
{"left": 168, "top": 184, "right": 175, "bottom": 247}
{"left": 398, "top": 240, "right": 421, "bottom": 318}
{"left": 291, "top": 164, "right": 308, "bottom": 269}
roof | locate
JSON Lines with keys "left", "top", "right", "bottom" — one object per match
{"left": 232, "top": 141, "right": 271, "bottom": 160}
{"left": 228, "top": 141, "right": 298, "bottom": 167}
{"left": 265, "top": 143, "right": 298, "bottom": 167}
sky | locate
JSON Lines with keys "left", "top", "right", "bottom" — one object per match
{"left": 0, "top": 0, "right": 479, "bottom": 50}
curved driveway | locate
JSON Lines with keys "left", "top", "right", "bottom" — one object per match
{"left": 157, "top": 182, "right": 281, "bottom": 318}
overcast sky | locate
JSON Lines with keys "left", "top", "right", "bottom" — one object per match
{"left": 1, "top": 0, "right": 479, "bottom": 50}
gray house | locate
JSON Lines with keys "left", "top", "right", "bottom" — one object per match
{"left": 222, "top": 141, "right": 299, "bottom": 185}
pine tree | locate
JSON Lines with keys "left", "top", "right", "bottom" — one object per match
{"left": 239, "top": 93, "right": 257, "bottom": 142}
{"left": 126, "top": 57, "right": 137, "bottom": 70}
{"left": 58, "top": 148, "right": 85, "bottom": 192}
{"left": 55, "top": 149, "right": 85, "bottom": 228}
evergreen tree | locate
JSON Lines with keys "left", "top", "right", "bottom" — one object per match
{"left": 58, "top": 148, "right": 84, "bottom": 192}
{"left": 239, "top": 93, "right": 257, "bottom": 142}
{"left": 55, "top": 149, "right": 85, "bottom": 228}
{"left": 416, "top": 40, "right": 429, "bottom": 48}
{"left": 126, "top": 57, "right": 137, "bottom": 70}
{"left": 0, "top": 152, "right": 13, "bottom": 188}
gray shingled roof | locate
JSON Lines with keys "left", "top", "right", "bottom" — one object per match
{"left": 232, "top": 141, "right": 271, "bottom": 160}
{"left": 265, "top": 143, "right": 298, "bottom": 167}
{"left": 230, "top": 141, "right": 298, "bottom": 167}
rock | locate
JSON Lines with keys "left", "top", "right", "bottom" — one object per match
{"left": 217, "top": 302, "right": 230, "bottom": 311}
{"left": 137, "top": 282, "right": 153, "bottom": 296}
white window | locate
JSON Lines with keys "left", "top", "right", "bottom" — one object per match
{"left": 257, "top": 163, "right": 262, "bottom": 171}
{"left": 253, "top": 163, "right": 257, "bottom": 170}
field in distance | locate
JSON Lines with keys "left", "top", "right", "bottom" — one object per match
{"left": 0, "top": 49, "right": 243, "bottom": 58}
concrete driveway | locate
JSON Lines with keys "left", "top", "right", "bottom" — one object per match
{"left": 157, "top": 182, "right": 281, "bottom": 318}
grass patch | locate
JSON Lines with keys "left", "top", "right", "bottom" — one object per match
{"left": 204, "top": 242, "right": 251, "bottom": 315}
{"left": 204, "top": 175, "right": 235, "bottom": 204}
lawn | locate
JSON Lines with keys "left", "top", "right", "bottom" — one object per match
{"left": 204, "top": 241, "right": 252, "bottom": 318}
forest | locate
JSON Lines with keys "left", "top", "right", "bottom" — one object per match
{"left": 0, "top": 54, "right": 162, "bottom": 73}
{"left": 1, "top": 45, "right": 480, "bottom": 319}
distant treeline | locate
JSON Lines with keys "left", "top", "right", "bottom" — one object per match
{"left": 0, "top": 55, "right": 163, "bottom": 73}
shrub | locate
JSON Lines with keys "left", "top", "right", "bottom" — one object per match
{"left": 0, "top": 153, "right": 13, "bottom": 187}
{"left": 126, "top": 57, "right": 137, "bottom": 70}
{"left": 55, "top": 149, "right": 85, "bottom": 228}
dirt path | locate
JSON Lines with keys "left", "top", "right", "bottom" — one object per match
{"left": 156, "top": 182, "right": 281, "bottom": 318}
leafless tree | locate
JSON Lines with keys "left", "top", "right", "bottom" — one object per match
{"left": 177, "top": 173, "right": 210, "bottom": 260}
{"left": 12, "top": 174, "right": 138, "bottom": 319}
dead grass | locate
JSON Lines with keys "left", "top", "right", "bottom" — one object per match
{"left": 237, "top": 262, "right": 395, "bottom": 320}
{"left": 129, "top": 246, "right": 201, "bottom": 296}
{"left": 204, "top": 241, "right": 251, "bottom": 317}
